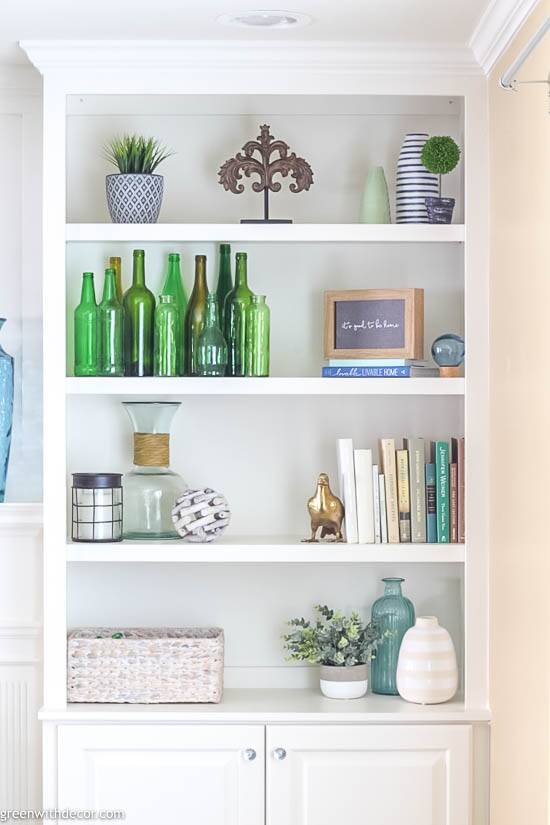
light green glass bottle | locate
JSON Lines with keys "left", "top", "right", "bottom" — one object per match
{"left": 224, "top": 252, "right": 253, "bottom": 376}
{"left": 74, "top": 272, "right": 98, "bottom": 376}
{"left": 109, "top": 256, "right": 123, "bottom": 302}
{"left": 154, "top": 295, "right": 179, "bottom": 377}
{"left": 123, "top": 249, "right": 155, "bottom": 377}
{"left": 98, "top": 268, "right": 123, "bottom": 376}
{"left": 245, "top": 295, "right": 270, "bottom": 376}
{"left": 197, "top": 294, "right": 228, "bottom": 377}
{"left": 161, "top": 253, "right": 188, "bottom": 375}
{"left": 184, "top": 255, "right": 208, "bottom": 376}
{"left": 215, "top": 243, "right": 233, "bottom": 328}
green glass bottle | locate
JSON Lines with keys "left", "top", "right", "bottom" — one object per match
{"left": 98, "top": 268, "right": 123, "bottom": 376}
{"left": 161, "top": 253, "right": 188, "bottom": 375}
{"left": 154, "top": 295, "right": 179, "bottom": 377}
{"left": 74, "top": 271, "right": 98, "bottom": 376}
{"left": 123, "top": 249, "right": 155, "bottom": 377}
{"left": 224, "top": 252, "right": 253, "bottom": 377}
{"left": 197, "top": 293, "right": 228, "bottom": 377}
{"left": 245, "top": 295, "right": 270, "bottom": 376}
{"left": 109, "top": 256, "right": 123, "bottom": 302}
{"left": 184, "top": 255, "right": 208, "bottom": 376}
{"left": 215, "top": 243, "right": 233, "bottom": 328}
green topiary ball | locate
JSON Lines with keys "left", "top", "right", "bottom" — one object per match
{"left": 421, "top": 136, "right": 461, "bottom": 176}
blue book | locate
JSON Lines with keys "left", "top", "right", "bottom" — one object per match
{"left": 322, "top": 366, "right": 437, "bottom": 378}
{"left": 425, "top": 463, "right": 437, "bottom": 543}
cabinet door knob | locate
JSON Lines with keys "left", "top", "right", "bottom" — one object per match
{"left": 273, "top": 747, "right": 287, "bottom": 761}
{"left": 243, "top": 748, "right": 257, "bottom": 761}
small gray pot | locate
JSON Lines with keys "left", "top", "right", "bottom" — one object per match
{"left": 106, "top": 173, "right": 164, "bottom": 224}
{"left": 319, "top": 664, "right": 368, "bottom": 699}
{"left": 425, "top": 197, "right": 455, "bottom": 225}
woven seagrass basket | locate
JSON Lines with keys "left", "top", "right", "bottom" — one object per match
{"left": 67, "top": 627, "right": 224, "bottom": 703}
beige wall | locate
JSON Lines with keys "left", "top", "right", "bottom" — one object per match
{"left": 490, "top": 3, "right": 550, "bottom": 823}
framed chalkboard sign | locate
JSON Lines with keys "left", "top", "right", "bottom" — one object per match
{"left": 324, "top": 288, "right": 424, "bottom": 359}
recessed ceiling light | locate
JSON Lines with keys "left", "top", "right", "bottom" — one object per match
{"left": 217, "top": 10, "right": 312, "bottom": 29}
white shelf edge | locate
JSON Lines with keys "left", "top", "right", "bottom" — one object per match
{"left": 65, "top": 223, "right": 465, "bottom": 244}
{"left": 38, "top": 689, "right": 489, "bottom": 724}
{"left": 65, "top": 377, "right": 464, "bottom": 396}
{"left": 66, "top": 538, "right": 465, "bottom": 563}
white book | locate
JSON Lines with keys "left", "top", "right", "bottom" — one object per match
{"left": 372, "top": 464, "right": 381, "bottom": 544}
{"left": 379, "top": 473, "right": 388, "bottom": 543}
{"left": 354, "top": 449, "right": 375, "bottom": 544}
{"left": 337, "top": 438, "right": 359, "bottom": 544}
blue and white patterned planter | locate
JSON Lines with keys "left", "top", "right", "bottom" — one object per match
{"left": 106, "top": 173, "right": 164, "bottom": 224}
{"left": 395, "top": 133, "right": 438, "bottom": 224}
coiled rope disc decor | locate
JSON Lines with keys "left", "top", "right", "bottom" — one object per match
{"left": 218, "top": 124, "right": 314, "bottom": 223}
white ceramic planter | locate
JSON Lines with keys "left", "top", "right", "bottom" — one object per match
{"left": 319, "top": 664, "right": 368, "bottom": 699}
{"left": 396, "top": 616, "right": 458, "bottom": 705}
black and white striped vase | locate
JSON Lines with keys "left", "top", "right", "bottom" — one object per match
{"left": 395, "top": 133, "right": 438, "bottom": 224}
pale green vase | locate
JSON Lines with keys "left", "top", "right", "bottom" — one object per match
{"left": 359, "top": 166, "right": 391, "bottom": 224}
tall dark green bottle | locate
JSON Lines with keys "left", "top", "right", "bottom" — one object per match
{"left": 123, "top": 249, "right": 155, "bottom": 377}
{"left": 74, "top": 271, "right": 98, "bottom": 376}
{"left": 224, "top": 252, "right": 253, "bottom": 376}
{"left": 98, "top": 268, "right": 123, "bottom": 376}
{"left": 161, "top": 253, "right": 188, "bottom": 375}
{"left": 215, "top": 243, "right": 232, "bottom": 328}
{"left": 184, "top": 255, "right": 209, "bottom": 376}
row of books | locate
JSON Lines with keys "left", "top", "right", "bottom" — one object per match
{"left": 322, "top": 359, "right": 439, "bottom": 378}
{"left": 337, "top": 436, "right": 465, "bottom": 544}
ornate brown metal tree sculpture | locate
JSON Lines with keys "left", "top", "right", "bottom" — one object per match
{"left": 218, "top": 124, "right": 314, "bottom": 223}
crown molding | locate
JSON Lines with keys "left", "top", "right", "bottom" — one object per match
{"left": 469, "top": 0, "right": 540, "bottom": 74}
{"left": 20, "top": 39, "right": 481, "bottom": 76}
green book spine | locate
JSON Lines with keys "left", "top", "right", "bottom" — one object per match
{"left": 435, "top": 440, "right": 450, "bottom": 543}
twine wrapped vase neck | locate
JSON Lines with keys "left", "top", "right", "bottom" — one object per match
{"left": 133, "top": 432, "right": 170, "bottom": 467}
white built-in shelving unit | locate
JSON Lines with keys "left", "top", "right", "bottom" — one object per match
{"left": 23, "top": 40, "right": 489, "bottom": 821}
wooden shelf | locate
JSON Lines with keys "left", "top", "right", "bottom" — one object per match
{"left": 65, "top": 223, "right": 465, "bottom": 244}
{"left": 39, "top": 689, "right": 489, "bottom": 723}
{"left": 66, "top": 536, "right": 465, "bottom": 563}
{"left": 65, "top": 376, "right": 464, "bottom": 396}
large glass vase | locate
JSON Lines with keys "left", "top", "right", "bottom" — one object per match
{"left": 371, "top": 577, "right": 415, "bottom": 695}
{"left": 0, "top": 319, "right": 14, "bottom": 501}
{"left": 122, "top": 402, "right": 187, "bottom": 540}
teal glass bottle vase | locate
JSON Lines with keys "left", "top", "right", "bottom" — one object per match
{"left": 371, "top": 577, "right": 415, "bottom": 695}
{"left": 197, "top": 294, "right": 228, "bottom": 376}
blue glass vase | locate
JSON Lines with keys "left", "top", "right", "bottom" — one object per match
{"left": 0, "top": 319, "right": 14, "bottom": 502}
{"left": 371, "top": 577, "right": 415, "bottom": 695}
{"left": 431, "top": 333, "right": 465, "bottom": 377}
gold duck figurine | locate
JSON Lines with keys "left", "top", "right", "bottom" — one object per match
{"left": 302, "top": 472, "right": 345, "bottom": 543}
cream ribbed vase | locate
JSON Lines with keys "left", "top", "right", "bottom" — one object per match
{"left": 396, "top": 616, "right": 458, "bottom": 704}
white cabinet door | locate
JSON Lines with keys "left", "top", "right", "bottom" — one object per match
{"left": 267, "top": 724, "right": 471, "bottom": 825}
{"left": 58, "top": 724, "right": 264, "bottom": 825}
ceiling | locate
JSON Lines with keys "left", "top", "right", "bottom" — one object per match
{"left": 1, "top": 0, "right": 493, "bottom": 65}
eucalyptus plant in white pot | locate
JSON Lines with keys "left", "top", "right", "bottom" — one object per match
{"left": 283, "top": 604, "right": 382, "bottom": 699}
{"left": 104, "top": 135, "right": 173, "bottom": 224}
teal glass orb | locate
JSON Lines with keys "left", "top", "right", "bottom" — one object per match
{"left": 431, "top": 333, "right": 465, "bottom": 368}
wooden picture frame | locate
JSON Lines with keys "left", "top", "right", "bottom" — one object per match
{"left": 324, "top": 288, "right": 424, "bottom": 360}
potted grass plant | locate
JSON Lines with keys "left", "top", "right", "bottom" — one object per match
{"left": 283, "top": 604, "right": 382, "bottom": 699}
{"left": 420, "top": 135, "right": 461, "bottom": 224}
{"left": 104, "top": 135, "right": 173, "bottom": 224}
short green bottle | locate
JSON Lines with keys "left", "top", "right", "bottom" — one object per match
{"left": 161, "top": 253, "right": 188, "bottom": 375}
{"left": 123, "top": 249, "right": 155, "bottom": 377}
{"left": 98, "top": 267, "right": 123, "bottom": 376}
{"left": 245, "top": 295, "right": 270, "bottom": 376}
{"left": 154, "top": 295, "right": 180, "bottom": 377}
{"left": 184, "top": 255, "right": 208, "bottom": 376}
{"left": 224, "top": 252, "right": 253, "bottom": 376}
{"left": 215, "top": 243, "right": 233, "bottom": 328}
{"left": 197, "top": 293, "right": 228, "bottom": 376}
{"left": 74, "top": 271, "right": 98, "bottom": 376}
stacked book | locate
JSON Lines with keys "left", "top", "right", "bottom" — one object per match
{"left": 322, "top": 359, "right": 438, "bottom": 378}
{"left": 337, "top": 437, "right": 465, "bottom": 544}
